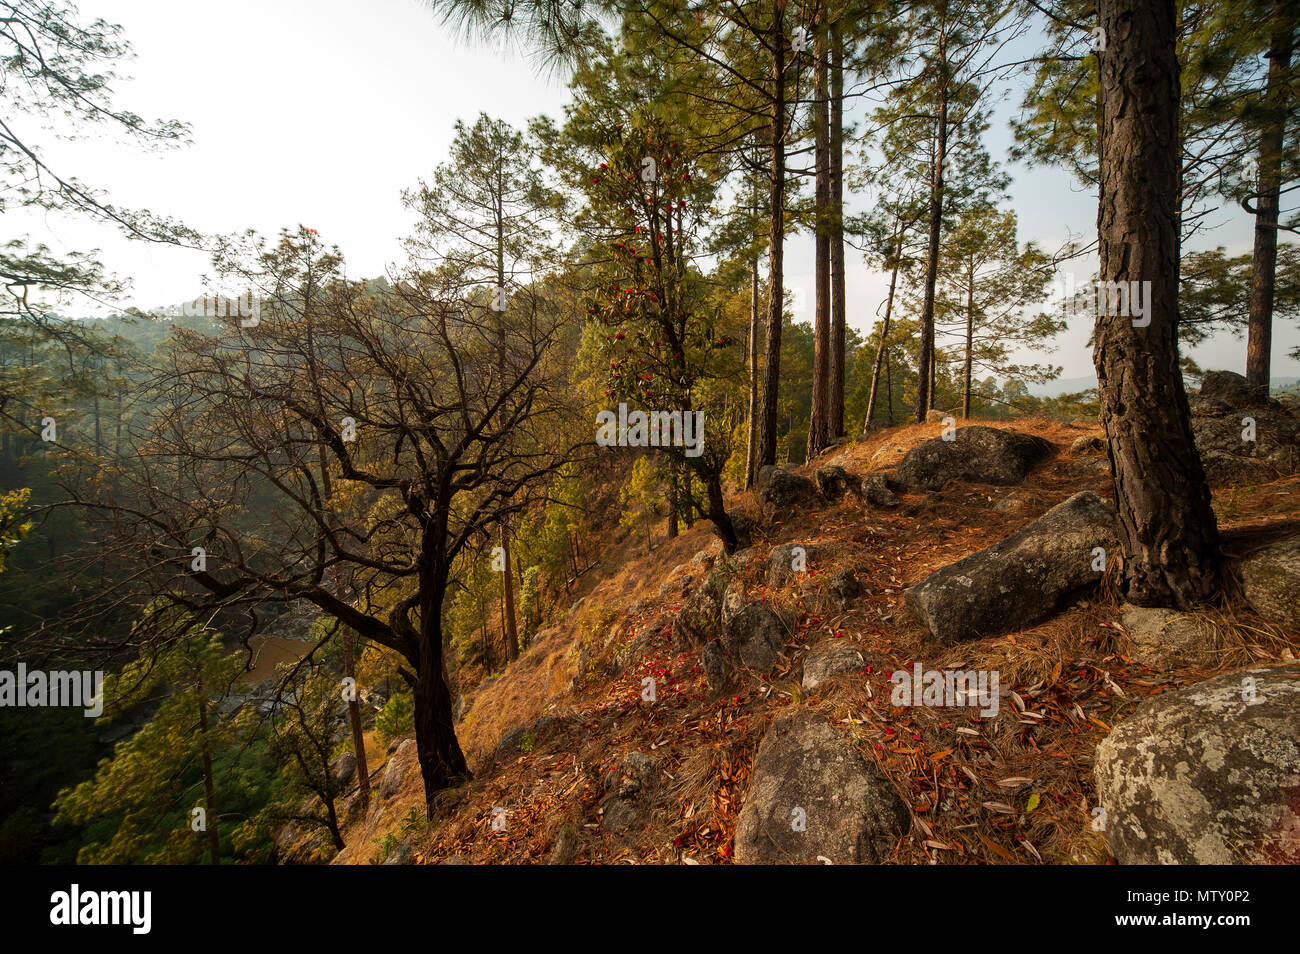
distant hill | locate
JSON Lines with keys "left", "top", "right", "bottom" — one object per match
{"left": 1028, "top": 374, "right": 1300, "bottom": 398}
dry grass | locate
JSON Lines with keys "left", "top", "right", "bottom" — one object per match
{"left": 325, "top": 416, "right": 1300, "bottom": 865}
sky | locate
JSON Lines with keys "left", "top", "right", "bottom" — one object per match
{"left": 17, "top": 0, "right": 1298, "bottom": 386}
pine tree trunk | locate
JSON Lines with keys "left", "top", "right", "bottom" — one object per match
{"left": 915, "top": 14, "right": 948, "bottom": 424}
{"left": 342, "top": 627, "right": 370, "bottom": 812}
{"left": 759, "top": 2, "right": 788, "bottom": 468}
{"left": 500, "top": 522, "right": 518, "bottom": 662}
{"left": 829, "top": 21, "right": 847, "bottom": 438}
{"left": 746, "top": 251, "right": 760, "bottom": 488}
{"left": 666, "top": 462, "right": 679, "bottom": 539}
{"left": 1245, "top": 0, "right": 1295, "bottom": 397}
{"left": 1094, "top": 0, "right": 1222, "bottom": 608}
{"left": 865, "top": 226, "right": 903, "bottom": 430}
{"left": 807, "top": 12, "right": 831, "bottom": 461}
{"left": 963, "top": 271, "right": 974, "bottom": 418}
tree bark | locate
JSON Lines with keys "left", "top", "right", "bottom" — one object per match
{"left": 759, "top": 1, "right": 788, "bottom": 468}
{"left": 864, "top": 225, "right": 903, "bottom": 430}
{"left": 963, "top": 269, "right": 974, "bottom": 418}
{"left": 1094, "top": 0, "right": 1222, "bottom": 608}
{"left": 829, "top": 21, "right": 847, "bottom": 438}
{"left": 342, "top": 626, "right": 370, "bottom": 812}
{"left": 915, "top": 10, "right": 948, "bottom": 423}
{"left": 1245, "top": 0, "right": 1295, "bottom": 396}
{"left": 500, "top": 522, "right": 518, "bottom": 662}
{"left": 745, "top": 250, "right": 760, "bottom": 488}
{"left": 807, "top": 11, "right": 831, "bottom": 461}
{"left": 413, "top": 550, "right": 469, "bottom": 812}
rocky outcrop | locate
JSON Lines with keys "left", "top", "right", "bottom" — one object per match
{"left": 827, "top": 569, "right": 863, "bottom": 609}
{"left": 1069, "top": 435, "right": 1105, "bottom": 455}
{"left": 1189, "top": 370, "right": 1299, "bottom": 485}
{"left": 379, "top": 739, "right": 417, "bottom": 800}
{"left": 814, "top": 464, "right": 854, "bottom": 500}
{"left": 722, "top": 601, "right": 786, "bottom": 671}
{"left": 600, "top": 751, "right": 658, "bottom": 834}
{"left": 758, "top": 468, "right": 818, "bottom": 521}
{"left": 734, "top": 710, "right": 908, "bottom": 864}
{"left": 1236, "top": 537, "right": 1300, "bottom": 631}
{"left": 673, "top": 572, "right": 726, "bottom": 649}
{"left": 1094, "top": 663, "right": 1300, "bottom": 864}
{"left": 1119, "top": 604, "right": 1213, "bottom": 670}
{"left": 801, "top": 641, "right": 865, "bottom": 693}
{"left": 861, "top": 473, "right": 900, "bottom": 508}
{"left": 896, "top": 425, "right": 1054, "bottom": 491}
{"left": 766, "top": 543, "right": 821, "bottom": 588}
{"left": 905, "top": 491, "right": 1119, "bottom": 643}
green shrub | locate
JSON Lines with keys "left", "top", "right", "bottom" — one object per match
{"left": 375, "top": 693, "right": 414, "bottom": 750}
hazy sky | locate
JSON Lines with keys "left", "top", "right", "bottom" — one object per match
{"left": 20, "top": 0, "right": 1297, "bottom": 384}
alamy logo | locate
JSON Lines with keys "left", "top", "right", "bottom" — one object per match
{"left": 1051, "top": 275, "right": 1153, "bottom": 327}
{"left": 890, "top": 663, "right": 1000, "bottom": 717}
{"left": 0, "top": 664, "right": 104, "bottom": 717}
{"left": 595, "top": 402, "right": 704, "bottom": 458}
{"left": 50, "top": 884, "right": 151, "bottom": 934}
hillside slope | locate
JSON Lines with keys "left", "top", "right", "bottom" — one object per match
{"left": 295, "top": 416, "right": 1300, "bottom": 865}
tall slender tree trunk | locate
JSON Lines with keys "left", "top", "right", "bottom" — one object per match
{"left": 1095, "top": 0, "right": 1222, "bottom": 608}
{"left": 495, "top": 213, "right": 519, "bottom": 663}
{"left": 759, "top": 1, "right": 788, "bottom": 468}
{"left": 342, "top": 626, "right": 370, "bottom": 812}
{"left": 196, "top": 694, "right": 221, "bottom": 865}
{"left": 885, "top": 348, "right": 894, "bottom": 422}
{"left": 865, "top": 225, "right": 903, "bottom": 429}
{"left": 829, "top": 21, "right": 847, "bottom": 438}
{"left": 916, "top": 13, "right": 949, "bottom": 423}
{"left": 746, "top": 250, "right": 761, "bottom": 488}
{"left": 963, "top": 270, "right": 975, "bottom": 418}
{"left": 807, "top": 11, "right": 831, "bottom": 461}
{"left": 1245, "top": 0, "right": 1295, "bottom": 396}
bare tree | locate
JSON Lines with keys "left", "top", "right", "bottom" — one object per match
{"left": 57, "top": 234, "right": 580, "bottom": 809}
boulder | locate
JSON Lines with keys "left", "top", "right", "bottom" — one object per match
{"left": 925, "top": 408, "right": 952, "bottom": 423}
{"left": 1119, "top": 604, "right": 1213, "bottom": 670}
{"left": 896, "top": 425, "right": 1054, "bottom": 491}
{"left": 1189, "top": 372, "right": 1299, "bottom": 484}
{"left": 904, "top": 491, "right": 1119, "bottom": 643}
{"left": 379, "top": 738, "right": 417, "bottom": 800}
{"left": 600, "top": 751, "right": 658, "bottom": 834}
{"left": 801, "top": 641, "right": 865, "bottom": 693}
{"left": 1067, "top": 455, "right": 1111, "bottom": 478}
{"left": 381, "top": 835, "right": 415, "bottom": 865}
{"left": 860, "top": 473, "right": 900, "bottom": 508}
{"left": 1236, "top": 537, "right": 1300, "bottom": 631}
{"left": 702, "top": 639, "right": 731, "bottom": 692}
{"left": 1069, "top": 435, "right": 1106, "bottom": 455}
{"left": 827, "top": 569, "right": 864, "bottom": 609}
{"left": 722, "top": 601, "right": 787, "bottom": 671}
{"left": 1094, "top": 662, "right": 1300, "bottom": 864}
{"left": 1199, "top": 451, "right": 1278, "bottom": 487}
{"left": 758, "top": 468, "right": 818, "bottom": 520}
{"left": 766, "top": 543, "right": 821, "bottom": 588}
{"left": 1199, "top": 369, "right": 1266, "bottom": 406}
{"left": 814, "top": 464, "right": 854, "bottom": 500}
{"left": 673, "top": 572, "right": 725, "bottom": 649}
{"left": 734, "top": 710, "right": 908, "bottom": 864}
{"left": 331, "top": 751, "right": 357, "bottom": 789}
